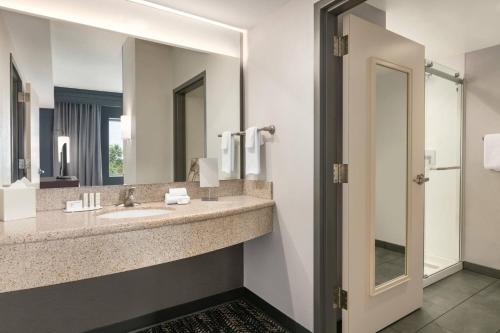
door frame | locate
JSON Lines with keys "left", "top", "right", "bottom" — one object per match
{"left": 314, "top": 0, "right": 367, "bottom": 332}
{"left": 173, "top": 71, "right": 207, "bottom": 182}
{"left": 10, "top": 54, "right": 26, "bottom": 182}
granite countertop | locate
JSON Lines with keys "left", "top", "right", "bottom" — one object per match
{"left": 0, "top": 196, "right": 274, "bottom": 246}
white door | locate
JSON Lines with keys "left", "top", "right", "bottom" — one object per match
{"left": 342, "top": 15, "right": 425, "bottom": 333}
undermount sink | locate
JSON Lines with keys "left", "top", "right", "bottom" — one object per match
{"left": 98, "top": 209, "right": 173, "bottom": 219}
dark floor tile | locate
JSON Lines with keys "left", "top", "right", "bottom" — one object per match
{"left": 424, "top": 270, "right": 497, "bottom": 311}
{"left": 376, "top": 247, "right": 404, "bottom": 265}
{"left": 376, "top": 261, "right": 406, "bottom": 285}
{"left": 434, "top": 292, "right": 500, "bottom": 333}
{"left": 378, "top": 326, "right": 400, "bottom": 333}
{"left": 417, "top": 322, "right": 456, "bottom": 333}
{"left": 385, "top": 299, "right": 447, "bottom": 333}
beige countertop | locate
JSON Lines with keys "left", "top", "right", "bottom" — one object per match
{"left": 0, "top": 195, "right": 274, "bottom": 246}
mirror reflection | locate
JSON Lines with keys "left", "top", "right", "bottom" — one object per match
{"left": 0, "top": 9, "right": 241, "bottom": 188}
{"left": 374, "top": 63, "right": 409, "bottom": 288}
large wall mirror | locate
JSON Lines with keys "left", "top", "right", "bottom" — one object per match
{"left": 0, "top": 9, "right": 241, "bottom": 189}
{"left": 371, "top": 59, "right": 411, "bottom": 295}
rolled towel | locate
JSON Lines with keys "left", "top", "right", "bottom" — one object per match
{"left": 165, "top": 193, "right": 191, "bottom": 205}
{"left": 169, "top": 187, "right": 187, "bottom": 196}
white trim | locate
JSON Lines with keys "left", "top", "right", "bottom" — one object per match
{"left": 423, "top": 262, "right": 463, "bottom": 287}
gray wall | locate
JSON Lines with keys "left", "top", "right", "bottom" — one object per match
{"left": 0, "top": 245, "right": 243, "bottom": 333}
{"left": 464, "top": 45, "right": 500, "bottom": 270}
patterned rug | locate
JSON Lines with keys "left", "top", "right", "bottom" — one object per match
{"left": 132, "top": 299, "right": 290, "bottom": 333}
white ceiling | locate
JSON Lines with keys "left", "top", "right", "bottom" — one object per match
{"left": 368, "top": 0, "right": 500, "bottom": 68}
{"left": 50, "top": 21, "right": 127, "bottom": 93}
{"left": 147, "top": 0, "right": 291, "bottom": 29}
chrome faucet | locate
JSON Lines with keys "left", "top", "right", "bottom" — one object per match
{"left": 123, "top": 187, "right": 136, "bottom": 207}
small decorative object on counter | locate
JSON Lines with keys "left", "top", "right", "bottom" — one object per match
{"left": 199, "top": 158, "right": 220, "bottom": 201}
{"left": 64, "top": 192, "right": 102, "bottom": 213}
{"left": 0, "top": 177, "right": 36, "bottom": 221}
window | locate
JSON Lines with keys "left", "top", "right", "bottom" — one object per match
{"left": 108, "top": 118, "right": 123, "bottom": 177}
{"left": 101, "top": 107, "right": 124, "bottom": 185}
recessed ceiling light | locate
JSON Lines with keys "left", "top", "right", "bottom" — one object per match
{"left": 127, "top": 0, "right": 246, "bottom": 33}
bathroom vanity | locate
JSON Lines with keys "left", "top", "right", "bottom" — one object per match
{"left": 0, "top": 181, "right": 273, "bottom": 293}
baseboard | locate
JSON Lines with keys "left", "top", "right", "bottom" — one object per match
{"left": 375, "top": 239, "right": 405, "bottom": 254}
{"left": 464, "top": 261, "right": 500, "bottom": 279}
{"left": 86, "top": 287, "right": 311, "bottom": 333}
{"left": 86, "top": 288, "right": 245, "bottom": 333}
{"left": 241, "top": 288, "right": 311, "bottom": 333}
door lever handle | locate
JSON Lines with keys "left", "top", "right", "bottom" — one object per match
{"left": 413, "top": 174, "right": 429, "bottom": 185}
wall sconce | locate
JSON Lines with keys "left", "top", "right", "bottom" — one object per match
{"left": 121, "top": 115, "right": 131, "bottom": 140}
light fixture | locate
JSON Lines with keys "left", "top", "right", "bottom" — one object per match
{"left": 121, "top": 115, "right": 132, "bottom": 140}
{"left": 127, "top": 0, "right": 246, "bottom": 33}
{"left": 57, "top": 136, "right": 70, "bottom": 163}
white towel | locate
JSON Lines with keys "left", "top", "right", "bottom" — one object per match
{"left": 221, "top": 131, "right": 234, "bottom": 174}
{"left": 169, "top": 187, "right": 187, "bottom": 196}
{"left": 245, "top": 127, "right": 262, "bottom": 175}
{"left": 165, "top": 193, "right": 191, "bottom": 205}
{"left": 484, "top": 134, "right": 500, "bottom": 171}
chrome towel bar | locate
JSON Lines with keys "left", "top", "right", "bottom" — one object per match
{"left": 217, "top": 125, "right": 276, "bottom": 137}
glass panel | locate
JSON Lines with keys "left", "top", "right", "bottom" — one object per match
{"left": 424, "top": 69, "right": 462, "bottom": 277}
{"left": 374, "top": 63, "right": 408, "bottom": 288}
{"left": 108, "top": 118, "right": 123, "bottom": 177}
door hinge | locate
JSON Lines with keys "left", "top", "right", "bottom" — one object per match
{"left": 333, "top": 163, "right": 348, "bottom": 184}
{"left": 17, "top": 92, "right": 30, "bottom": 103}
{"left": 334, "top": 287, "right": 348, "bottom": 310}
{"left": 333, "top": 35, "right": 348, "bottom": 57}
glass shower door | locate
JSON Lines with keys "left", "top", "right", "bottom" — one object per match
{"left": 424, "top": 63, "right": 462, "bottom": 280}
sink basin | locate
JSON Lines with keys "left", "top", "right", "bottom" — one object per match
{"left": 98, "top": 209, "right": 172, "bottom": 219}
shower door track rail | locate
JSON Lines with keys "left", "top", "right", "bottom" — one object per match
{"left": 429, "top": 166, "right": 460, "bottom": 171}
{"left": 425, "top": 65, "right": 463, "bottom": 84}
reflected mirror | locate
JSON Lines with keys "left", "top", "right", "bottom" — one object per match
{"left": 0, "top": 9, "right": 241, "bottom": 188}
{"left": 372, "top": 61, "right": 409, "bottom": 292}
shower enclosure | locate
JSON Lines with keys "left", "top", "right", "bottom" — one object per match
{"left": 424, "top": 61, "right": 463, "bottom": 285}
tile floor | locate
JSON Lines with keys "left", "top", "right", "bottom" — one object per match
{"left": 379, "top": 270, "right": 500, "bottom": 333}
{"left": 376, "top": 246, "right": 406, "bottom": 285}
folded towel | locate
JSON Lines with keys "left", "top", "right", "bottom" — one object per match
{"left": 245, "top": 127, "right": 261, "bottom": 176}
{"left": 245, "top": 127, "right": 257, "bottom": 149}
{"left": 484, "top": 134, "right": 500, "bottom": 171}
{"left": 221, "top": 131, "right": 231, "bottom": 151}
{"left": 165, "top": 194, "right": 191, "bottom": 205}
{"left": 169, "top": 187, "right": 187, "bottom": 196}
{"left": 221, "top": 131, "right": 234, "bottom": 174}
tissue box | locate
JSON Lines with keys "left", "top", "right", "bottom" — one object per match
{"left": 0, "top": 186, "right": 36, "bottom": 221}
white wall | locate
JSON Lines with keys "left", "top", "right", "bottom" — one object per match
{"left": 171, "top": 47, "right": 241, "bottom": 180}
{"left": 123, "top": 39, "right": 241, "bottom": 184}
{"left": 243, "top": 0, "right": 314, "bottom": 329}
{"left": 50, "top": 21, "right": 126, "bottom": 93}
{"left": 0, "top": 0, "right": 241, "bottom": 58}
{"left": 464, "top": 44, "right": 500, "bottom": 270}
{"left": 2, "top": 10, "right": 54, "bottom": 108}
{"left": 123, "top": 38, "right": 174, "bottom": 184}
{"left": 0, "top": 11, "right": 43, "bottom": 186}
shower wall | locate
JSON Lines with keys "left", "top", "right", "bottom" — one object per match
{"left": 425, "top": 72, "right": 461, "bottom": 266}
